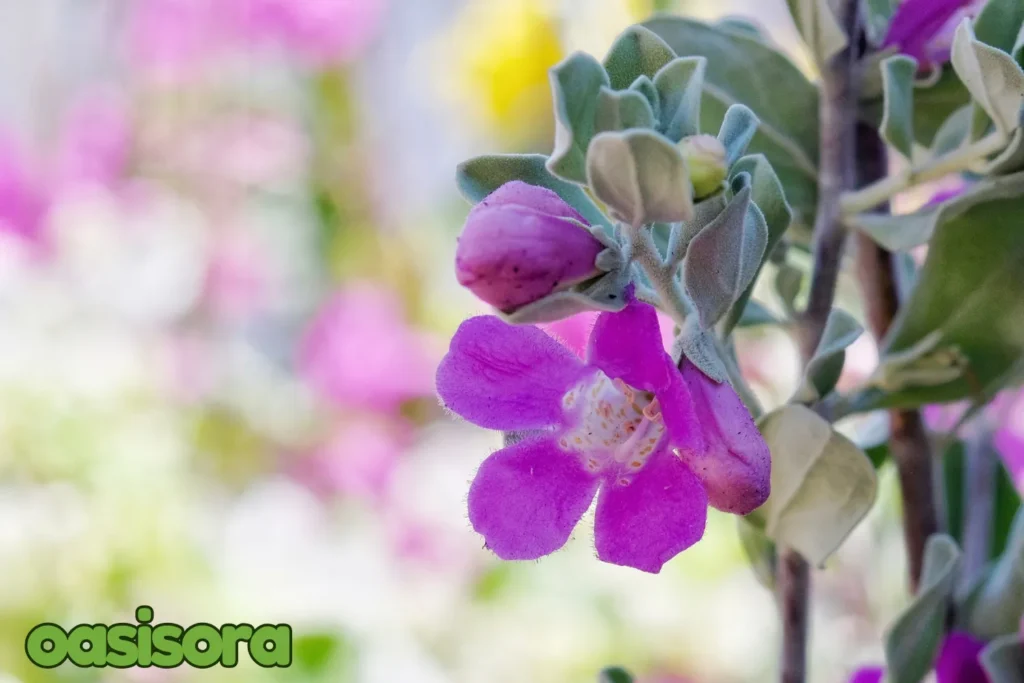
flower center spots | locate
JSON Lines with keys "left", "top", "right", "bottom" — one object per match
{"left": 558, "top": 370, "right": 666, "bottom": 483}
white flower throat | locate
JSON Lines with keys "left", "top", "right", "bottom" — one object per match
{"left": 558, "top": 370, "right": 666, "bottom": 485}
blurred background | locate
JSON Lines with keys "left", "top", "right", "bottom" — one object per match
{"left": 0, "top": 1, "right": 1009, "bottom": 682}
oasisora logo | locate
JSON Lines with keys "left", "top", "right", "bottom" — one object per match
{"left": 25, "top": 607, "right": 292, "bottom": 669}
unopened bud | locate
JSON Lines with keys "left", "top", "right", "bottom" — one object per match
{"left": 675, "top": 361, "right": 770, "bottom": 515}
{"left": 679, "top": 134, "right": 728, "bottom": 199}
{"left": 455, "top": 181, "right": 604, "bottom": 313}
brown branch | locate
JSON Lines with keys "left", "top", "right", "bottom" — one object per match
{"left": 779, "top": 548, "right": 812, "bottom": 683}
{"left": 853, "top": 125, "right": 939, "bottom": 594}
{"left": 779, "top": 3, "right": 860, "bottom": 681}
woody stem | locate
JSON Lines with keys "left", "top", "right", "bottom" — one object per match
{"left": 781, "top": 1, "right": 860, "bottom": 681}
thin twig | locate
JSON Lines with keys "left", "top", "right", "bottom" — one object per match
{"left": 780, "top": 3, "right": 860, "bottom": 681}
{"left": 853, "top": 124, "right": 939, "bottom": 594}
{"left": 840, "top": 131, "right": 1006, "bottom": 216}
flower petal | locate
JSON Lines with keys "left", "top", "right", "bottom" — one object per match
{"left": 436, "top": 316, "right": 587, "bottom": 430}
{"left": 594, "top": 449, "right": 708, "bottom": 573}
{"left": 935, "top": 632, "right": 986, "bottom": 683}
{"left": 677, "top": 362, "right": 771, "bottom": 515}
{"left": 588, "top": 295, "right": 672, "bottom": 392}
{"left": 657, "top": 367, "right": 706, "bottom": 456}
{"left": 468, "top": 436, "right": 599, "bottom": 560}
{"left": 848, "top": 667, "right": 883, "bottom": 683}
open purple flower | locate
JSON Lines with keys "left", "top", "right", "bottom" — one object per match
{"left": 851, "top": 632, "right": 989, "bottom": 683}
{"left": 882, "top": 0, "right": 983, "bottom": 69}
{"left": 436, "top": 293, "right": 770, "bottom": 573}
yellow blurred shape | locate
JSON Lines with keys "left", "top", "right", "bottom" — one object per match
{"left": 436, "top": 0, "right": 562, "bottom": 146}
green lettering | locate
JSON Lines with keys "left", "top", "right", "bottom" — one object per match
{"left": 150, "top": 623, "right": 184, "bottom": 668}
{"left": 136, "top": 623, "right": 152, "bottom": 666}
{"left": 68, "top": 624, "right": 107, "bottom": 667}
{"left": 219, "top": 624, "right": 254, "bottom": 667}
{"left": 181, "top": 624, "right": 222, "bottom": 669}
{"left": 25, "top": 623, "right": 68, "bottom": 669}
{"left": 106, "top": 623, "right": 138, "bottom": 668}
{"left": 248, "top": 625, "right": 292, "bottom": 667}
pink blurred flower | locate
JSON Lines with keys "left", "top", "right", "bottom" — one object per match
{"left": 127, "top": 0, "right": 228, "bottom": 80}
{"left": 994, "top": 393, "right": 1024, "bottom": 494}
{"left": 298, "top": 283, "right": 436, "bottom": 413}
{"left": 0, "top": 132, "right": 48, "bottom": 249}
{"left": 926, "top": 389, "right": 1024, "bottom": 495}
{"left": 290, "top": 419, "right": 410, "bottom": 501}
{"left": 52, "top": 90, "right": 132, "bottom": 192}
{"left": 225, "top": 0, "right": 387, "bottom": 67}
{"left": 203, "top": 232, "right": 269, "bottom": 321}
{"left": 127, "top": 0, "right": 386, "bottom": 76}
{"left": 181, "top": 116, "right": 307, "bottom": 189}
{"left": 850, "top": 631, "right": 987, "bottom": 683}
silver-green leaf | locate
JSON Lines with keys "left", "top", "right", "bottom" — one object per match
{"left": 858, "top": 170, "right": 1024, "bottom": 410}
{"left": 786, "top": 0, "right": 850, "bottom": 65}
{"left": 951, "top": 19, "right": 1024, "bottom": 136}
{"left": 684, "top": 182, "right": 768, "bottom": 328}
{"left": 642, "top": 17, "right": 820, "bottom": 231}
{"left": 722, "top": 154, "right": 793, "bottom": 332}
{"left": 751, "top": 404, "right": 878, "bottom": 566}
{"left": 794, "top": 308, "right": 864, "bottom": 402}
{"left": 980, "top": 635, "right": 1024, "bottom": 683}
{"left": 884, "top": 535, "right": 962, "bottom": 683}
{"left": 966, "top": 506, "right": 1024, "bottom": 639}
{"left": 594, "top": 87, "right": 657, "bottom": 134}
{"left": 653, "top": 56, "right": 707, "bottom": 142}
{"left": 880, "top": 55, "right": 919, "bottom": 160}
{"left": 586, "top": 130, "right": 694, "bottom": 227}
{"left": 548, "top": 53, "right": 611, "bottom": 184}
{"left": 717, "top": 104, "right": 760, "bottom": 166}
{"left": 456, "top": 153, "right": 610, "bottom": 228}
{"left": 603, "top": 25, "right": 677, "bottom": 91}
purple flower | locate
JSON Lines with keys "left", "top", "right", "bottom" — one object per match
{"left": 127, "top": 0, "right": 386, "bottom": 78}
{"left": 678, "top": 362, "right": 771, "bottom": 514}
{"left": 850, "top": 632, "right": 989, "bottom": 683}
{"left": 456, "top": 181, "right": 605, "bottom": 313}
{"left": 0, "top": 132, "right": 47, "bottom": 249}
{"left": 299, "top": 283, "right": 436, "bottom": 413}
{"left": 435, "top": 293, "right": 770, "bottom": 573}
{"left": 290, "top": 418, "right": 411, "bottom": 502}
{"left": 882, "top": 0, "right": 984, "bottom": 68}
{"left": 225, "top": 0, "right": 387, "bottom": 67}
{"left": 52, "top": 90, "right": 131, "bottom": 193}
{"left": 127, "top": 0, "right": 227, "bottom": 81}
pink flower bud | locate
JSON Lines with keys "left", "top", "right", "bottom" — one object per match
{"left": 677, "top": 362, "right": 771, "bottom": 515}
{"left": 455, "top": 181, "right": 604, "bottom": 313}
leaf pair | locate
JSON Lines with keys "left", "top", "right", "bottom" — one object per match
{"left": 747, "top": 404, "right": 877, "bottom": 568}
{"left": 547, "top": 26, "right": 706, "bottom": 186}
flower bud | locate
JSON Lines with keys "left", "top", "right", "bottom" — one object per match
{"left": 679, "top": 134, "right": 728, "bottom": 199}
{"left": 676, "top": 361, "right": 770, "bottom": 515}
{"left": 455, "top": 181, "right": 604, "bottom": 313}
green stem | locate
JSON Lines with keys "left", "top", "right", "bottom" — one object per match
{"left": 628, "top": 224, "right": 692, "bottom": 327}
{"left": 840, "top": 131, "right": 1006, "bottom": 216}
